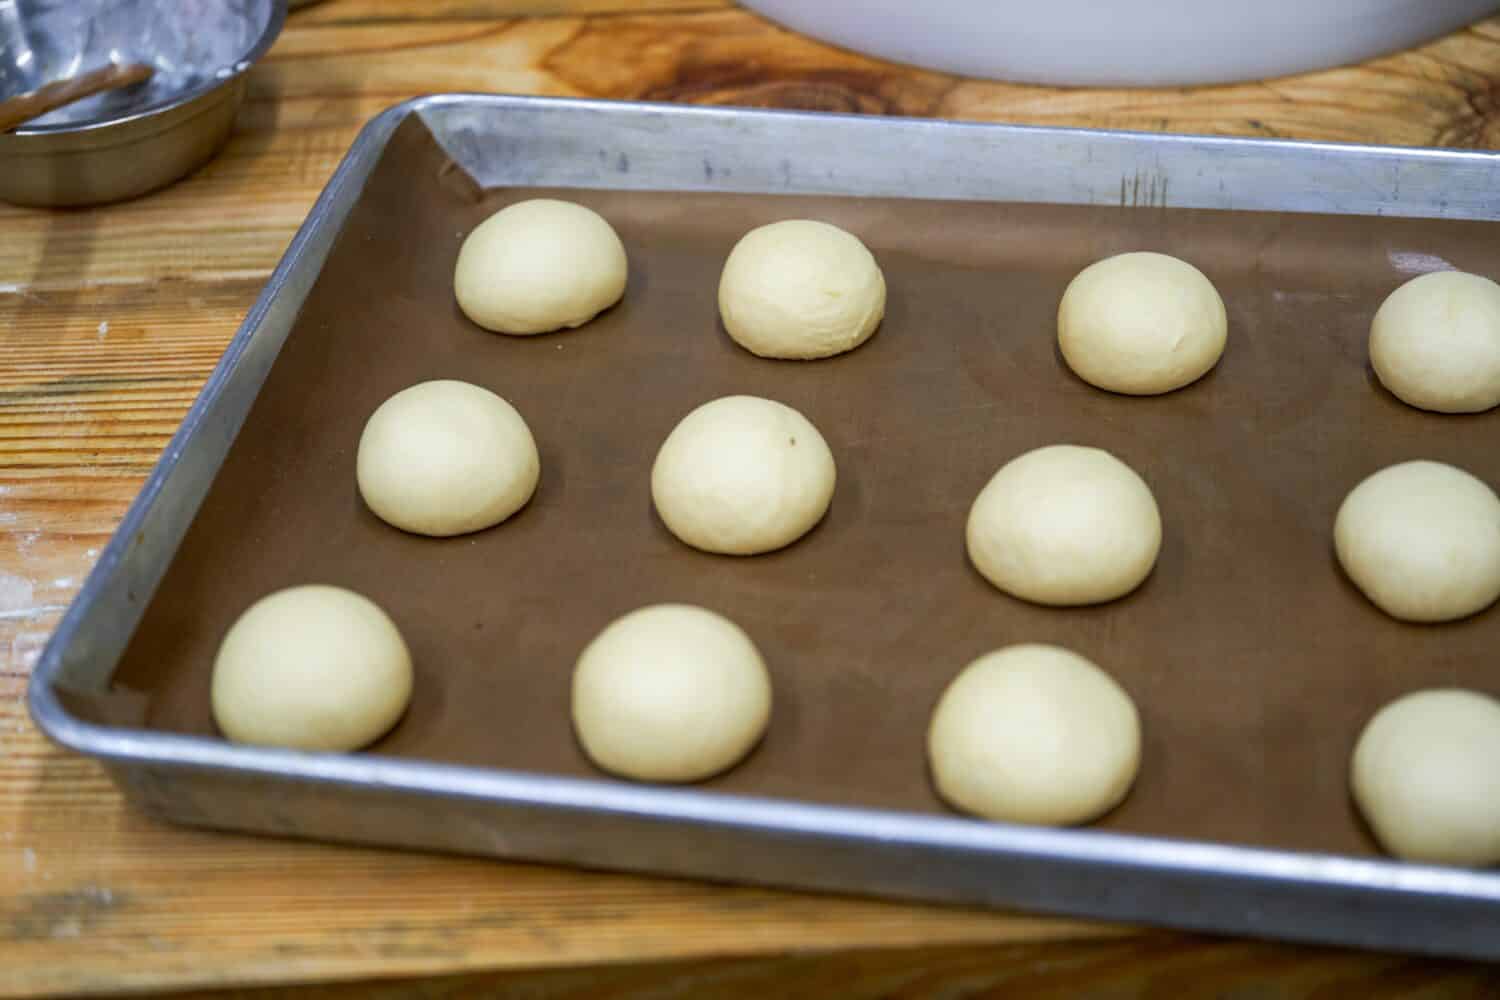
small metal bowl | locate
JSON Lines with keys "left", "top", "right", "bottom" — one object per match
{"left": 0, "top": 0, "right": 286, "bottom": 208}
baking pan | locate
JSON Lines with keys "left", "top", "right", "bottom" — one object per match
{"left": 29, "top": 94, "right": 1500, "bottom": 960}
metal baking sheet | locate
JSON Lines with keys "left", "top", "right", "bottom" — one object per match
{"left": 29, "top": 94, "right": 1500, "bottom": 960}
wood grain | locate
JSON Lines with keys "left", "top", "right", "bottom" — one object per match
{"left": 5, "top": 0, "right": 1500, "bottom": 995}
{"left": 167, "top": 939, "right": 1500, "bottom": 999}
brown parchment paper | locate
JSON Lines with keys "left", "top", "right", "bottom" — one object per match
{"left": 112, "top": 116, "right": 1500, "bottom": 856}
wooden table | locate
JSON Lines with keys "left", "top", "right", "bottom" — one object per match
{"left": 5, "top": 3, "right": 1500, "bottom": 995}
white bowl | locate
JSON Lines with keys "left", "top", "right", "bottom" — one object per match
{"left": 740, "top": 0, "right": 1500, "bottom": 88}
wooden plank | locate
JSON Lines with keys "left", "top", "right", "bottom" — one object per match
{"left": 7, "top": 9, "right": 1500, "bottom": 288}
{"left": 6, "top": 1, "right": 1500, "bottom": 995}
{"left": 161, "top": 939, "right": 1500, "bottom": 999}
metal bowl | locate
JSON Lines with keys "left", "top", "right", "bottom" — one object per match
{"left": 0, "top": 0, "right": 286, "bottom": 208}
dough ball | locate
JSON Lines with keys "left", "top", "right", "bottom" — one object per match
{"left": 212, "top": 585, "right": 413, "bottom": 751}
{"left": 454, "top": 198, "right": 627, "bottom": 335}
{"left": 1058, "top": 251, "right": 1228, "bottom": 395}
{"left": 357, "top": 380, "right": 539, "bottom": 538}
{"left": 651, "top": 395, "right": 836, "bottom": 555}
{"left": 928, "top": 644, "right": 1141, "bottom": 826}
{"left": 718, "top": 220, "right": 886, "bottom": 360}
{"left": 966, "top": 444, "right": 1162, "bottom": 606}
{"left": 1334, "top": 460, "right": 1500, "bottom": 623}
{"left": 1370, "top": 270, "right": 1500, "bottom": 414}
{"left": 1352, "top": 689, "right": 1500, "bottom": 866}
{"left": 572, "top": 604, "right": 772, "bottom": 782}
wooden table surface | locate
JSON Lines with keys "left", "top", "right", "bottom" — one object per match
{"left": 5, "top": 2, "right": 1500, "bottom": 996}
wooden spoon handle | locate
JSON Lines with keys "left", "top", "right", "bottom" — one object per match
{"left": 0, "top": 62, "right": 154, "bottom": 133}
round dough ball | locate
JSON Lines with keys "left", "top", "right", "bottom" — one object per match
{"left": 212, "top": 585, "right": 413, "bottom": 751}
{"left": 1334, "top": 460, "right": 1500, "bottom": 623}
{"left": 1370, "top": 270, "right": 1500, "bottom": 414}
{"left": 651, "top": 395, "right": 836, "bottom": 555}
{"left": 572, "top": 604, "right": 772, "bottom": 782}
{"left": 928, "top": 644, "right": 1141, "bottom": 826}
{"left": 718, "top": 220, "right": 886, "bottom": 360}
{"left": 454, "top": 198, "right": 627, "bottom": 335}
{"left": 1352, "top": 689, "right": 1500, "bottom": 866}
{"left": 966, "top": 444, "right": 1162, "bottom": 606}
{"left": 357, "top": 380, "right": 539, "bottom": 538}
{"left": 1058, "top": 251, "right": 1228, "bottom": 395}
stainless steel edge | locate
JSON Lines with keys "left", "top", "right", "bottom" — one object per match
{"left": 0, "top": 80, "right": 245, "bottom": 207}
{"left": 100, "top": 755, "right": 1500, "bottom": 960}
{"left": 28, "top": 99, "right": 411, "bottom": 729}
{"left": 418, "top": 93, "right": 1500, "bottom": 219}
{"left": 28, "top": 94, "right": 1500, "bottom": 961}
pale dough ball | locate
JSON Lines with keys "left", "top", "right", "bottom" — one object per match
{"left": 928, "top": 644, "right": 1141, "bottom": 826}
{"left": 1334, "top": 460, "right": 1500, "bottom": 623}
{"left": 454, "top": 198, "right": 627, "bottom": 335}
{"left": 1370, "top": 270, "right": 1500, "bottom": 414}
{"left": 1352, "top": 689, "right": 1500, "bottom": 866}
{"left": 357, "top": 380, "right": 539, "bottom": 538}
{"left": 1058, "top": 251, "right": 1228, "bottom": 395}
{"left": 966, "top": 444, "right": 1162, "bottom": 606}
{"left": 651, "top": 395, "right": 836, "bottom": 555}
{"left": 572, "top": 604, "right": 772, "bottom": 782}
{"left": 718, "top": 220, "right": 886, "bottom": 360}
{"left": 212, "top": 585, "right": 413, "bottom": 751}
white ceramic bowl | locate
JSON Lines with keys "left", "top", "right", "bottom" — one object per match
{"left": 740, "top": 0, "right": 1500, "bottom": 87}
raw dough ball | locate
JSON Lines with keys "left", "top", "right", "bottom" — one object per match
{"left": 1334, "top": 460, "right": 1500, "bottom": 623}
{"left": 1370, "top": 270, "right": 1500, "bottom": 414}
{"left": 572, "top": 604, "right": 772, "bottom": 782}
{"left": 357, "top": 380, "right": 539, "bottom": 538}
{"left": 651, "top": 395, "right": 836, "bottom": 555}
{"left": 1058, "top": 251, "right": 1228, "bottom": 395}
{"left": 718, "top": 220, "right": 886, "bottom": 359}
{"left": 212, "top": 585, "right": 413, "bottom": 751}
{"left": 1352, "top": 689, "right": 1500, "bottom": 866}
{"left": 966, "top": 444, "right": 1162, "bottom": 606}
{"left": 928, "top": 644, "right": 1141, "bottom": 826}
{"left": 454, "top": 198, "right": 627, "bottom": 335}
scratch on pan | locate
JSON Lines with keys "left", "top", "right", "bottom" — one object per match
{"left": 1119, "top": 170, "right": 1170, "bottom": 208}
